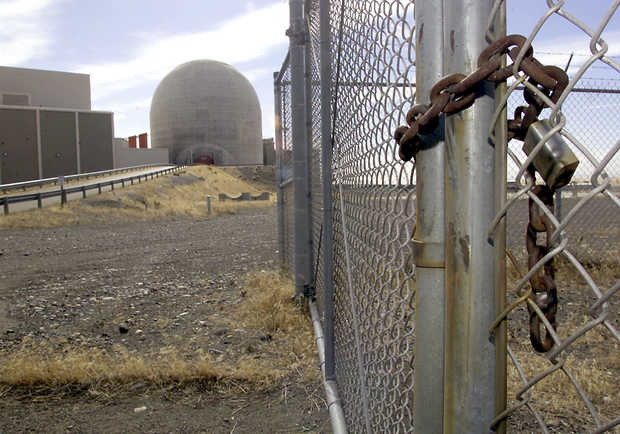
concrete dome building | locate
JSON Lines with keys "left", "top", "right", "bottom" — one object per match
{"left": 150, "top": 60, "right": 263, "bottom": 165}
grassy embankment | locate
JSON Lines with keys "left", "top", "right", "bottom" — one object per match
{"left": 0, "top": 165, "right": 276, "bottom": 229}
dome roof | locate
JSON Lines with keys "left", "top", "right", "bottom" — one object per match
{"left": 150, "top": 59, "right": 262, "bottom": 165}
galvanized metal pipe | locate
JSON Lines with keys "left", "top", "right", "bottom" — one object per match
{"left": 442, "top": 0, "right": 506, "bottom": 431}
{"left": 319, "top": 0, "right": 335, "bottom": 381}
{"left": 289, "top": 0, "right": 313, "bottom": 295}
{"left": 309, "top": 299, "right": 347, "bottom": 434}
{"left": 413, "top": 2, "right": 446, "bottom": 432}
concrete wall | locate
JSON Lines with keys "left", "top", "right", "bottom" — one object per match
{"left": 0, "top": 66, "right": 91, "bottom": 110}
{"left": 263, "top": 138, "right": 275, "bottom": 165}
{"left": 40, "top": 110, "right": 78, "bottom": 178}
{"left": 0, "top": 108, "right": 39, "bottom": 183}
{"left": 79, "top": 112, "right": 114, "bottom": 173}
{"left": 113, "top": 139, "right": 169, "bottom": 168}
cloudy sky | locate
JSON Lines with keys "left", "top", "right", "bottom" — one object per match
{"left": 1, "top": 0, "right": 290, "bottom": 142}
{"left": 1, "top": 0, "right": 618, "bottom": 147}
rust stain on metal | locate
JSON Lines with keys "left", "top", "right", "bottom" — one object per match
{"left": 459, "top": 236, "right": 470, "bottom": 269}
{"left": 450, "top": 30, "right": 455, "bottom": 53}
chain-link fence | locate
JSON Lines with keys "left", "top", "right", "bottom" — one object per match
{"left": 506, "top": 78, "right": 620, "bottom": 266}
{"left": 489, "top": 2, "right": 620, "bottom": 432}
{"left": 275, "top": 56, "right": 294, "bottom": 278}
{"left": 275, "top": 0, "right": 619, "bottom": 432}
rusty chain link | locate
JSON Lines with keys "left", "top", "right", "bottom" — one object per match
{"left": 394, "top": 34, "right": 568, "bottom": 352}
{"left": 526, "top": 185, "right": 558, "bottom": 352}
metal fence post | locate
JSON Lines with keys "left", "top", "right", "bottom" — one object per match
{"left": 413, "top": 2, "right": 445, "bottom": 432}
{"left": 289, "top": 0, "right": 313, "bottom": 296}
{"left": 319, "top": 0, "right": 335, "bottom": 381}
{"left": 304, "top": 1, "right": 314, "bottom": 284}
{"left": 442, "top": 1, "right": 506, "bottom": 432}
{"left": 274, "top": 71, "right": 286, "bottom": 268}
{"left": 315, "top": 0, "right": 336, "bottom": 381}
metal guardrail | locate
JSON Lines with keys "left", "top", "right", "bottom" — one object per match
{"left": 0, "top": 164, "right": 171, "bottom": 193}
{"left": 0, "top": 165, "right": 186, "bottom": 215}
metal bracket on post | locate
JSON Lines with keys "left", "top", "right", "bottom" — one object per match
{"left": 304, "top": 284, "right": 316, "bottom": 300}
{"left": 411, "top": 239, "right": 445, "bottom": 268}
{"left": 285, "top": 27, "right": 308, "bottom": 45}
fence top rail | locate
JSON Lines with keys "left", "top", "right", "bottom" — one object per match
{"left": 275, "top": 50, "right": 291, "bottom": 84}
{"left": 0, "top": 164, "right": 172, "bottom": 192}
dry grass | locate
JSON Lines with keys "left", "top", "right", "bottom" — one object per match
{"left": 0, "top": 165, "right": 275, "bottom": 229}
{"left": 506, "top": 347, "right": 620, "bottom": 431}
{"left": 504, "top": 256, "right": 620, "bottom": 430}
{"left": 0, "top": 271, "right": 318, "bottom": 396}
{"left": 235, "top": 270, "right": 319, "bottom": 383}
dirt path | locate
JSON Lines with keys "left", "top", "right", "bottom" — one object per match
{"left": 0, "top": 206, "right": 330, "bottom": 433}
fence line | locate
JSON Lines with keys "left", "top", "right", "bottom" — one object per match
{"left": 276, "top": 0, "right": 619, "bottom": 432}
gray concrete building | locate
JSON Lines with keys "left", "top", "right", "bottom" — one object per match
{"left": 0, "top": 66, "right": 114, "bottom": 184}
{"left": 0, "top": 66, "right": 91, "bottom": 110}
{"left": 150, "top": 60, "right": 263, "bottom": 165}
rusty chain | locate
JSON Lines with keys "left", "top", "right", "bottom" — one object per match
{"left": 526, "top": 185, "right": 557, "bottom": 352}
{"left": 394, "top": 34, "right": 568, "bottom": 352}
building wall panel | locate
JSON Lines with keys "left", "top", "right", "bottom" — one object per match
{"left": 78, "top": 112, "right": 114, "bottom": 173}
{"left": 40, "top": 110, "right": 78, "bottom": 178}
{"left": 0, "top": 108, "right": 38, "bottom": 183}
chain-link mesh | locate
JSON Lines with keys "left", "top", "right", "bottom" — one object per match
{"left": 506, "top": 78, "right": 620, "bottom": 265}
{"left": 488, "top": 1, "right": 619, "bottom": 431}
{"left": 307, "top": 0, "right": 326, "bottom": 316}
{"left": 276, "top": 58, "right": 294, "bottom": 278}
{"left": 276, "top": 0, "right": 619, "bottom": 432}
{"left": 327, "top": 1, "right": 417, "bottom": 432}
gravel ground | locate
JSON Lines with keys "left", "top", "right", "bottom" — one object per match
{"left": 0, "top": 206, "right": 331, "bottom": 433}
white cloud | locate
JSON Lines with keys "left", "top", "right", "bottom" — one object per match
{"left": 82, "top": 1, "right": 289, "bottom": 103}
{"left": 0, "top": 0, "right": 59, "bottom": 65}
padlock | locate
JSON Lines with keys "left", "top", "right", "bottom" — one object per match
{"left": 523, "top": 119, "right": 579, "bottom": 191}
